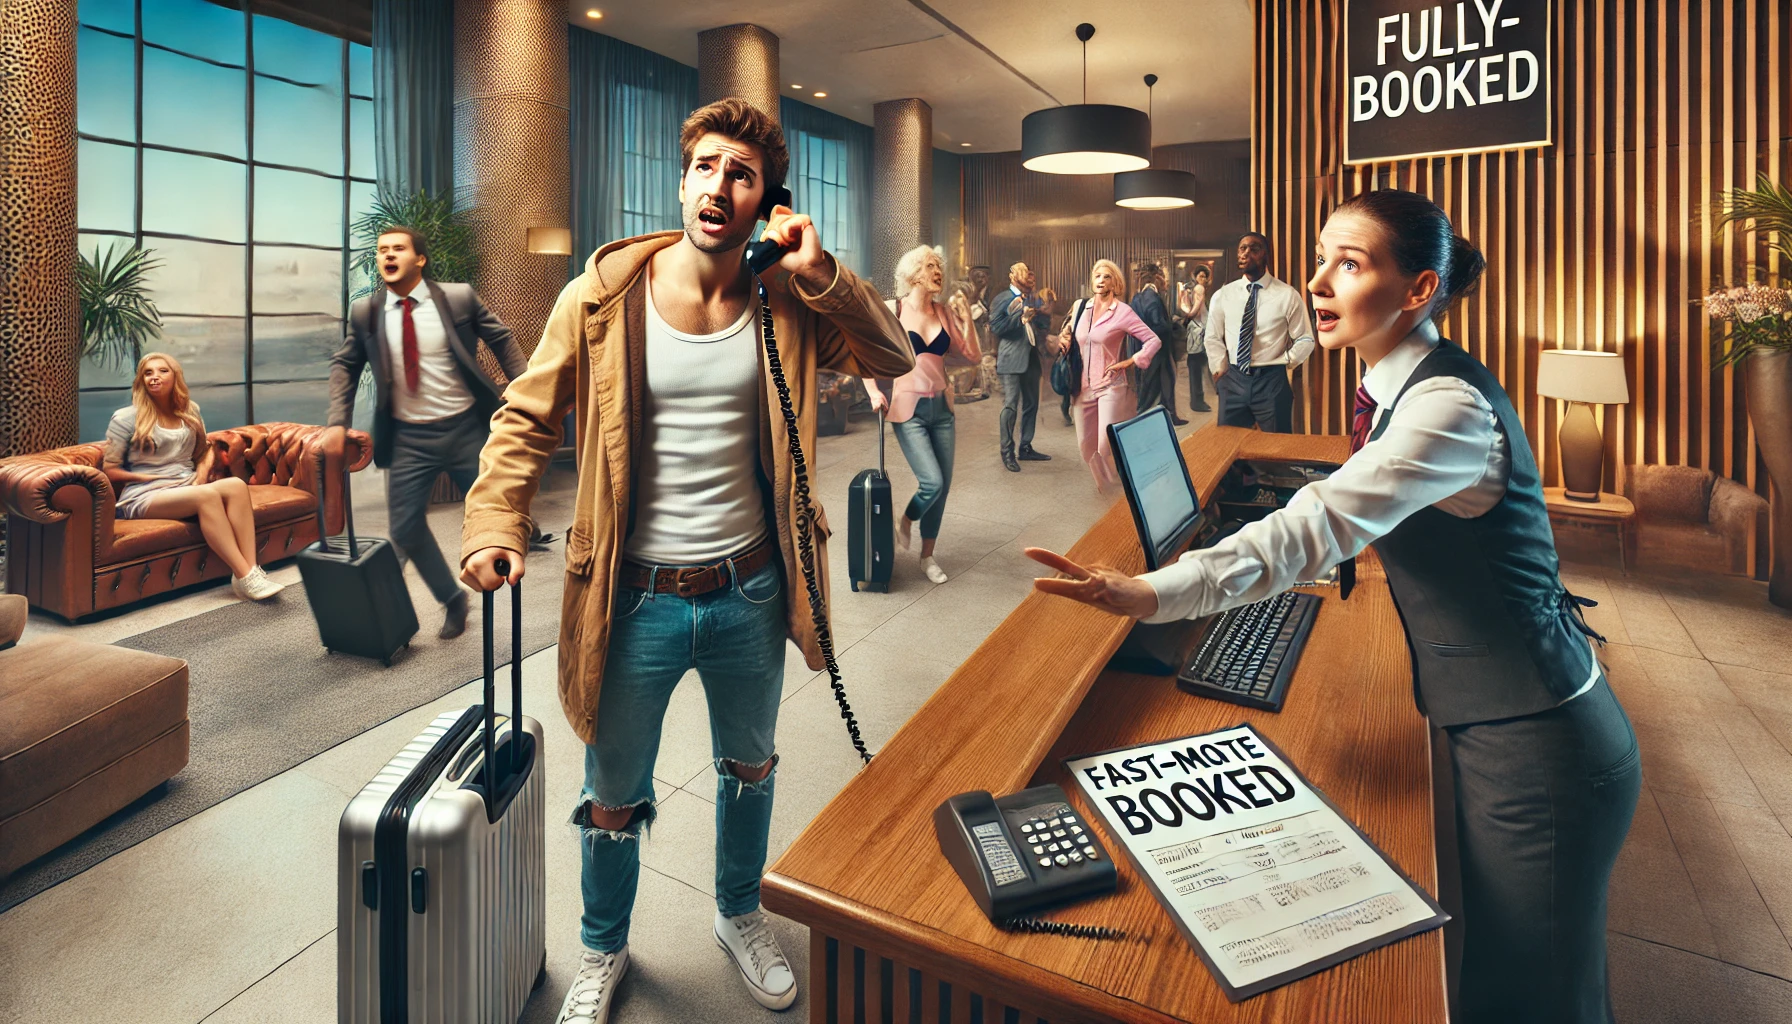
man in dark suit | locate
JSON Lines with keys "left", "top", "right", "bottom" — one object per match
{"left": 325, "top": 225, "right": 528, "bottom": 638}
{"left": 1130, "top": 262, "right": 1188, "bottom": 425}
{"left": 988, "top": 261, "right": 1058, "bottom": 472}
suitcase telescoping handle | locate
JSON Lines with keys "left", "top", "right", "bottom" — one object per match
{"left": 877, "top": 412, "right": 885, "bottom": 477}
{"left": 480, "top": 559, "right": 524, "bottom": 819}
{"left": 309, "top": 443, "right": 358, "bottom": 556}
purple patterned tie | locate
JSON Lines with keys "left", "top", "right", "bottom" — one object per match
{"left": 1350, "top": 384, "right": 1377, "bottom": 454}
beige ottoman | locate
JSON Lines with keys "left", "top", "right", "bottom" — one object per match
{"left": 0, "top": 608, "right": 189, "bottom": 878}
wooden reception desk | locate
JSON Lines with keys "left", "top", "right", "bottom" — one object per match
{"left": 762, "top": 427, "right": 1444, "bottom": 1024}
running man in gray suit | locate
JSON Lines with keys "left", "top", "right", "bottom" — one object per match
{"left": 324, "top": 225, "right": 528, "bottom": 639}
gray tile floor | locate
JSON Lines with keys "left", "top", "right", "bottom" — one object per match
{"left": 4, "top": 367, "right": 1790, "bottom": 1023}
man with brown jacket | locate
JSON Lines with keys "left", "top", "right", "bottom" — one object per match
{"left": 458, "top": 99, "right": 911, "bottom": 1024}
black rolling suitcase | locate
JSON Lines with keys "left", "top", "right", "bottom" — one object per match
{"left": 848, "top": 414, "right": 894, "bottom": 593}
{"left": 297, "top": 451, "right": 419, "bottom": 664}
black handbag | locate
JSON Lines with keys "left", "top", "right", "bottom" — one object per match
{"left": 1050, "top": 298, "right": 1089, "bottom": 398}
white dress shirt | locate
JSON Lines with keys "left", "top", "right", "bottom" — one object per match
{"left": 1203, "top": 273, "right": 1315, "bottom": 373}
{"left": 1141, "top": 330, "right": 1597, "bottom": 701}
{"left": 384, "top": 284, "right": 474, "bottom": 423}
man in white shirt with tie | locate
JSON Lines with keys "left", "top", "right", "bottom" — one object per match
{"left": 325, "top": 226, "right": 528, "bottom": 639}
{"left": 1204, "top": 232, "right": 1315, "bottom": 433}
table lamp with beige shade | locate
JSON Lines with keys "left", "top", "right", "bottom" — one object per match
{"left": 1536, "top": 348, "right": 1630, "bottom": 501}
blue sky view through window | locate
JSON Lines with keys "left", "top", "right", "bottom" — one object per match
{"left": 76, "top": 0, "right": 375, "bottom": 440}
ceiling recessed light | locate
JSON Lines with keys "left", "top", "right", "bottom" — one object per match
{"left": 960, "top": 142, "right": 972, "bottom": 147}
{"left": 585, "top": 8, "right": 602, "bottom": 18}
{"left": 812, "top": 91, "right": 827, "bottom": 98}
{"left": 791, "top": 84, "right": 802, "bottom": 89}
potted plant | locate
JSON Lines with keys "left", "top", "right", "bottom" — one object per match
{"left": 1704, "top": 174, "right": 1792, "bottom": 606}
{"left": 78, "top": 242, "right": 163, "bottom": 371}
{"left": 349, "top": 188, "right": 478, "bottom": 296}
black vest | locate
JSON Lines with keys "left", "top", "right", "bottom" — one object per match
{"left": 1369, "top": 341, "right": 1598, "bottom": 727}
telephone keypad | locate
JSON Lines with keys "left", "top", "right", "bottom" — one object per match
{"left": 1005, "top": 800, "right": 1109, "bottom": 873}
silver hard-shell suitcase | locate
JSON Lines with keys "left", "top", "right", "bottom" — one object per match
{"left": 338, "top": 565, "right": 546, "bottom": 1023}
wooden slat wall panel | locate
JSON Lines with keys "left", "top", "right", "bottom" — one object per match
{"left": 1255, "top": 0, "right": 1790, "bottom": 578}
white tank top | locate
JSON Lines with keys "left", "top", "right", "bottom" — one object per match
{"left": 622, "top": 277, "right": 769, "bottom": 565}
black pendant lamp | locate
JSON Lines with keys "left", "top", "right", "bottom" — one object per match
{"left": 1021, "top": 24, "right": 1150, "bottom": 175}
{"left": 1114, "top": 75, "right": 1198, "bottom": 210}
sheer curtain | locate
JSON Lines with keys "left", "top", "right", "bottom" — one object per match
{"left": 569, "top": 27, "right": 697, "bottom": 270}
{"left": 371, "top": 0, "right": 453, "bottom": 197}
{"left": 780, "top": 97, "right": 873, "bottom": 282}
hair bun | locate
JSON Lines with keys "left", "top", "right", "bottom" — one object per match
{"left": 1446, "top": 234, "right": 1486, "bottom": 304}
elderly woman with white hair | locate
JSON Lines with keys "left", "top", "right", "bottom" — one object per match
{"left": 864, "top": 244, "right": 981, "bottom": 583}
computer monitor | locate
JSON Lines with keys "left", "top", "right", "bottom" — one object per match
{"left": 1107, "top": 407, "right": 1203, "bottom": 571}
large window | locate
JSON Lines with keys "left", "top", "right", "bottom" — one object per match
{"left": 76, "top": 0, "right": 375, "bottom": 441}
{"left": 780, "top": 98, "right": 872, "bottom": 282}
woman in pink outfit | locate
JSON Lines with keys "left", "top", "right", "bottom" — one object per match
{"left": 1060, "top": 258, "right": 1164, "bottom": 493}
{"left": 865, "top": 245, "right": 981, "bottom": 583}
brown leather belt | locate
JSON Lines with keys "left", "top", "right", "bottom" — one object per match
{"left": 619, "top": 539, "right": 776, "bottom": 598}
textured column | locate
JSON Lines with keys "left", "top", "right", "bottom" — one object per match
{"left": 697, "top": 24, "right": 780, "bottom": 123}
{"left": 871, "top": 99, "right": 933, "bottom": 295}
{"left": 0, "top": 2, "right": 78, "bottom": 456}
{"left": 453, "top": 0, "right": 568, "bottom": 363}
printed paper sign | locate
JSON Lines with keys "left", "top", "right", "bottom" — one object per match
{"left": 1065, "top": 724, "right": 1447, "bottom": 1002}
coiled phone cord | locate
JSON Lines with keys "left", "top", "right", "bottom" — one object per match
{"left": 757, "top": 277, "right": 873, "bottom": 764}
{"left": 996, "top": 917, "right": 1127, "bottom": 941}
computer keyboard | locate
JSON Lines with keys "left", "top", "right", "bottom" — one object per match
{"left": 1176, "top": 591, "right": 1322, "bottom": 712}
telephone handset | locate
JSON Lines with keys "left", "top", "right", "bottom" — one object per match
{"left": 933, "top": 784, "right": 1123, "bottom": 938}
{"left": 743, "top": 183, "right": 797, "bottom": 275}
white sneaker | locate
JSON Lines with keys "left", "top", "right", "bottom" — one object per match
{"left": 715, "top": 909, "right": 797, "bottom": 1010}
{"left": 896, "top": 517, "right": 913, "bottom": 551}
{"left": 232, "top": 567, "right": 284, "bottom": 601}
{"left": 555, "top": 945, "right": 628, "bottom": 1024}
{"left": 921, "top": 556, "right": 948, "bottom": 584}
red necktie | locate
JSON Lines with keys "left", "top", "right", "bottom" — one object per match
{"left": 400, "top": 296, "right": 420, "bottom": 393}
{"left": 1350, "top": 384, "right": 1377, "bottom": 454}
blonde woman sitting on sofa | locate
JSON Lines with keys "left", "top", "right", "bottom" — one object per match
{"left": 102, "top": 352, "right": 284, "bottom": 601}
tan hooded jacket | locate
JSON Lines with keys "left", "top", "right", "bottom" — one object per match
{"left": 460, "top": 231, "right": 913, "bottom": 745}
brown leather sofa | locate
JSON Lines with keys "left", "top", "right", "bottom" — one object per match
{"left": 0, "top": 422, "right": 371, "bottom": 621}
{"left": 1624, "top": 463, "right": 1771, "bottom": 577}
{"left": 0, "top": 594, "right": 190, "bottom": 879}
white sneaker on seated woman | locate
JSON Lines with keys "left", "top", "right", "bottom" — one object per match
{"left": 102, "top": 353, "right": 284, "bottom": 601}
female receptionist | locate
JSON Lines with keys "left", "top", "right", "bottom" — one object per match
{"left": 1027, "top": 190, "right": 1639, "bottom": 1024}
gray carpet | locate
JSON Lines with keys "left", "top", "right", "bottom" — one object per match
{"left": 0, "top": 552, "right": 565, "bottom": 913}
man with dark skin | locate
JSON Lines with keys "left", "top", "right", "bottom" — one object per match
{"left": 988, "top": 261, "right": 1060, "bottom": 471}
{"left": 1204, "top": 232, "right": 1314, "bottom": 433}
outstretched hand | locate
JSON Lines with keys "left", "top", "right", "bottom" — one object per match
{"left": 1026, "top": 547, "right": 1159, "bottom": 620}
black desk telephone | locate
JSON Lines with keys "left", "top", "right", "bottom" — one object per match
{"left": 933, "top": 785, "right": 1123, "bottom": 939}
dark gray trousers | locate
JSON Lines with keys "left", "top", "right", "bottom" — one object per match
{"left": 386, "top": 409, "right": 486, "bottom": 605}
{"left": 1216, "top": 365, "right": 1293, "bottom": 433}
{"left": 1135, "top": 349, "right": 1176, "bottom": 415}
{"left": 1446, "top": 676, "right": 1640, "bottom": 1024}
{"left": 998, "top": 349, "right": 1042, "bottom": 456}
{"left": 1187, "top": 349, "right": 1211, "bottom": 408}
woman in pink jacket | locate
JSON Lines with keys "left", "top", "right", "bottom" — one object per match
{"left": 1059, "top": 258, "right": 1163, "bottom": 493}
{"left": 865, "top": 245, "right": 981, "bottom": 583}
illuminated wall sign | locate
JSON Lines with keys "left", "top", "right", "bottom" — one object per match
{"left": 1344, "top": 0, "right": 1552, "bottom": 163}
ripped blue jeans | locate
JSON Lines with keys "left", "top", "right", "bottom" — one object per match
{"left": 575, "top": 559, "right": 787, "bottom": 953}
